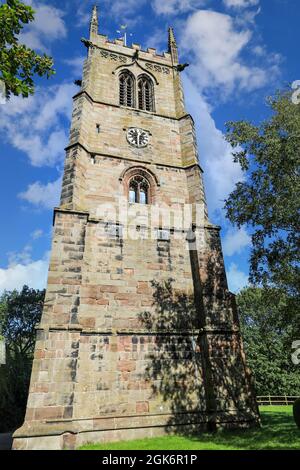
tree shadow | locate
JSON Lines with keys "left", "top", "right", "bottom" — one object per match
{"left": 138, "top": 272, "right": 259, "bottom": 435}
{"left": 186, "top": 409, "right": 300, "bottom": 450}
{"left": 139, "top": 278, "right": 206, "bottom": 433}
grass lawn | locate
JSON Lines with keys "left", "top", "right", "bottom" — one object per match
{"left": 79, "top": 406, "right": 300, "bottom": 450}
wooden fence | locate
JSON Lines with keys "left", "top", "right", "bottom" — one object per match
{"left": 257, "top": 395, "right": 299, "bottom": 406}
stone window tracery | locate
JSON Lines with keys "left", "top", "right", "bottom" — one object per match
{"left": 119, "top": 71, "right": 154, "bottom": 112}
{"left": 128, "top": 175, "right": 150, "bottom": 204}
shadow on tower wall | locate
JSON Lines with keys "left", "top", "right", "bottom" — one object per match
{"left": 138, "top": 274, "right": 260, "bottom": 435}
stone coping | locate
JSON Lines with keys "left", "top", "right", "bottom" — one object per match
{"left": 64, "top": 138, "right": 202, "bottom": 173}
{"left": 71, "top": 89, "right": 194, "bottom": 123}
{"left": 53, "top": 206, "right": 220, "bottom": 231}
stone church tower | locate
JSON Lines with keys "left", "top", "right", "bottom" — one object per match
{"left": 13, "top": 7, "right": 259, "bottom": 450}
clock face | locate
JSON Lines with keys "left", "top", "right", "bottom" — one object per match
{"left": 127, "top": 128, "right": 149, "bottom": 148}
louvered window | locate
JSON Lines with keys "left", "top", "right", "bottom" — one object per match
{"left": 138, "top": 76, "right": 154, "bottom": 112}
{"left": 119, "top": 72, "right": 134, "bottom": 107}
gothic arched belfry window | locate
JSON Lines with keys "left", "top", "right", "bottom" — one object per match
{"left": 119, "top": 71, "right": 134, "bottom": 108}
{"left": 129, "top": 175, "right": 150, "bottom": 204}
{"left": 138, "top": 76, "right": 154, "bottom": 112}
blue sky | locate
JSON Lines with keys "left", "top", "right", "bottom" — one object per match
{"left": 0, "top": 0, "right": 299, "bottom": 294}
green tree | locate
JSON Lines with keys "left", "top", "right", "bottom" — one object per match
{"left": 225, "top": 90, "right": 300, "bottom": 317}
{"left": 0, "top": 0, "right": 54, "bottom": 98}
{"left": 237, "top": 287, "right": 300, "bottom": 395}
{"left": 0, "top": 286, "right": 45, "bottom": 431}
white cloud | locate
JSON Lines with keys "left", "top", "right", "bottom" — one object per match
{"left": 151, "top": 0, "right": 207, "bottom": 15}
{"left": 223, "top": 0, "right": 259, "bottom": 9}
{"left": 35, "top": 84, "right": 75, "bottom": 132}
{"left": 72, "top": 0, "right": 95, "bottom": 27}
{"left": 19, "top": 177, "right": 62, "bottom": 210}
{"left": 64, "top": 56, "right": 85, "bottom": 76}
{"left": 19, "top": 1, "right": 67, "bottom": 53}
{"left": 0, "top": 83, "right": 76, "bottom": 167}
{"left": 222, "top": 227, "right": 251, "bottom": 256}
{"left": 13, "top": 130, "right": 68, "bottom": 167}
{"left": 252, "top": 45, "right": 265, "bottom": 56}
{"left": 183, "top": 75, "right": 244, "bottom": 214}
{"left": 0, "top": 252, "right": 49, "bottom": 294}
{"left": 181, "top": 10, "right": 269, "bottom": 94}
{"left": 73, "top": 0, "right": 145, "bottom": 26}
{"left": 8, "top": 245, "right": 33, "bottom": 267}
{"left": 227, "top": 262, "right": 248, "bottom": 293}
{"left": 76, "top": 0, "right": 146, "bottom": 26}
{"left": 31, "top": 229, "right": 44, "bottom": 240}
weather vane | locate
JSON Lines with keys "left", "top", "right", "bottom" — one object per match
{"left": 116, "top": 24, "right": 133, "bottom": 47}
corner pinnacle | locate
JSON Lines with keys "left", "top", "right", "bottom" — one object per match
{"left": 89, "top": 5, "right": 99, "bottom": 37}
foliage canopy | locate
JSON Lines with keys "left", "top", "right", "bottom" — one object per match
{"left": 0, "top": 0, "right": 54, "bottom": 98}
{"left": 225, "top": 90, "right": 300, "bottom": 313}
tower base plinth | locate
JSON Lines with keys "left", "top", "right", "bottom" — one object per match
{"left": 13, "top": 410, "right": 260, "bottom": 450}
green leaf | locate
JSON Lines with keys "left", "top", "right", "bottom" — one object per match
{"left": 0, "top": 0, "right": 55, "bottom": 98}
